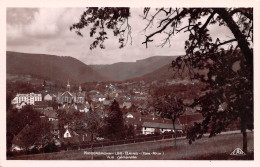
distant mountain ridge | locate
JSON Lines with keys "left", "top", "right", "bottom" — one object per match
{"left": 7, "top": 51, "right": 111, "bottom": 84}
{"left": 89, "top": 56, "right": 178, "bottom": 81}
{"left": 7, "top": 51, "right": 183, "bottom": 83}
{"left": 135, "top": 62, "right": 209, "bottom": 82}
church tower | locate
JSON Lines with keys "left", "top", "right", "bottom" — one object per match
{"left": 67, "top": 79, "right": 70, "bottom": 91}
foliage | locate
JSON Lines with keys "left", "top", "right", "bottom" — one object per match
{"left": 43, "top": 141, "right": 58, "bottom": 153}
{"left": 56, "top": 109, "right": 72, "bottom": 135}
{"left": 104, "top": 100, "right": 126, "bottom": 140}
{"left": 125, "top": 124, "right": 135, "bottom": 138}
{"left": 152, "top": 86, "right": 186, "bottom": 146}
{"left": 7, "top": 106, "right": 41, "bottom": 149}
{"left": 17, "top": 118, "right": 53, "bottom": 151}
{"left": 187, "top": 48, "right": 253, "bottom": 142}
{"left": 70, "top": 7, "right": 131, "bottom": 49}
{"left": 86, "top": 109, "right": 102, "bottom": 137}
{"left": 153, "top": 86, "right": 185, "bottom": 122}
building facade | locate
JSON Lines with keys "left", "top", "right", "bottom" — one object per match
{"left": 12, "top": 93, "right": 42, "bottom": 107}
{"left": 57, "top": 81, "right": 86, "bottom": 104}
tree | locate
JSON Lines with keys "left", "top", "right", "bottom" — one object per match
{"left": 152, "top": 86, "right": 185, "bottom": 146}
{"left": 7, "top": 106, "right": 42, "bottom": 150}
{"left": 104, "top": 100, "right": 125, "bottom": 140}
{"left": 56, "top": 109, "right": 71, "bottom": 135}
{"left": 31, "top": 118, "right": 54, "bottom": 151}
{"left": 71, "top": 7, "right": 253, "bottom": 153}
{"left": 187, "top": 48, "right": 253, "bottom": 153}
{"left": 19, "top": 119, "right": 53, "bottom": 151}
{"left": 85, "top": 109, "right": 102, "bottom": 160}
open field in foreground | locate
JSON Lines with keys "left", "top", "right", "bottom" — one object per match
{"left": 8, "top": 132, "right": 253, "bottom": 160}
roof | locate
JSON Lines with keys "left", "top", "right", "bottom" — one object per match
{"left": 125, "top": 116, "right": 175, "bottom": 127}
{"left": 61, "top": 91, "right": 73, "bottom": 97}
{"left": 142, "top": 122, "right": 182, "bottom": 130}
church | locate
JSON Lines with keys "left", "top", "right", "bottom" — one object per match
{"left": 57, "top": 81, "right": 86, "bottom": 104}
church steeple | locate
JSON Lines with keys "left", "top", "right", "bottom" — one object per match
{"left": 67, "top": 79, "right": 70, "bottom": 91}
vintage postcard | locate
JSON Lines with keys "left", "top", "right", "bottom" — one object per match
{"left": 0, "top": 0, "right": 259, "bottom": 167}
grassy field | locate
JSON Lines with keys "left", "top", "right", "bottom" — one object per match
{"left": 8, "top": 132, "right": 253, "bottom": 160}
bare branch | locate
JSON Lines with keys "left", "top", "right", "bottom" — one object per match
{"left": 215, "top": 39, "right": 237, "bottom": 48}
{"left": 142, "top": 9, "right": 188, "bottom": 48}
{"left": 142, "top": 8, "right": 164, "bottom": 32}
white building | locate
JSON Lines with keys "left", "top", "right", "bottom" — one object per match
{"left": 12, "top": 93, "right": 42, "bottom": 107}
{"left": 64, "top": 129, "right": 72, "bottom": 138}
{"left": 141, "top": 122, "right": 183, "bottom": 135}
{"left": 44, "top": 94, "right": 53, "bottom": 101}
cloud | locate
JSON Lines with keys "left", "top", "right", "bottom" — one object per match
{"left": 7, "top": 8, "right": 39, "bottom": 25}
{"left": 7, "top": 8, "right": 85, "bottom": 47}
{"left": 7, "top": 8, "right": 234, "bottom": 65}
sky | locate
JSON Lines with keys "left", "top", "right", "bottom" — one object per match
{"left": 6, "top": 8, "right": 234, "bottom": 65}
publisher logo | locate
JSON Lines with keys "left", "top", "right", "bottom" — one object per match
{"left": 230, "top": 148, "right": 246, "bottom": 156}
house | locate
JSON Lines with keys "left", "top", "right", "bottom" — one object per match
{"left": 40, "top": 109, "right": 58, "bottom": 121}
{"left": 61, "top": 128, "right": 84, "bottom": 145}
{"left": 125, "top": 112, "right": 134, "bottom": 119}
{"left": 12, "top": 93, "right": 42, "bottom": 108}
{"left": 122, "top": 102, "right": 132, "bottom": 109}
{"left": 44, "top": 94, "right": 53, "bottom": 101}
{"left": 64, "top": 129, "right": 72, "bottom": 138}
{"left": 141, "top": 122, "right": 183, "bottom": 135}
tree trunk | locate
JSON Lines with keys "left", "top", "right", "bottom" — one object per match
{"left": 171, "top": 117, "right": 177, "bottom": 146}
{"left": 241, "top": 115, "right": 248, "bottom": 154}
{"left": 243, "top": 131, "right": 247, "bottom": 154}
{"left": 174, "top": 124, "right": 176, "bottom": 146}
{"left": 213, "top": 8, "right": 253, "bottom": 69}
{"left": 91, "top": 133, "right": 94, "bottom": 160}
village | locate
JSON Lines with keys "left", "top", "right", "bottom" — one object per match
{"left": 8, "top": 79, "right": 205, "bottom": 153}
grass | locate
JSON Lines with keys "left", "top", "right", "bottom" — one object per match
{"left": 8, "top": 132, "right": 253, "bottom": 160}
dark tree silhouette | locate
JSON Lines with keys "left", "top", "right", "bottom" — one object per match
{"left": 105, "top": 100, "right": 125, "bottom": 140}
{"left": 71, "top": 7, "right": 253, "bottom": 153}
{"left": 19, "top": 119, "right": 53, "bottom": 151}
{"left": 70, "top": 7, "right": 131, "bottom": 49}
